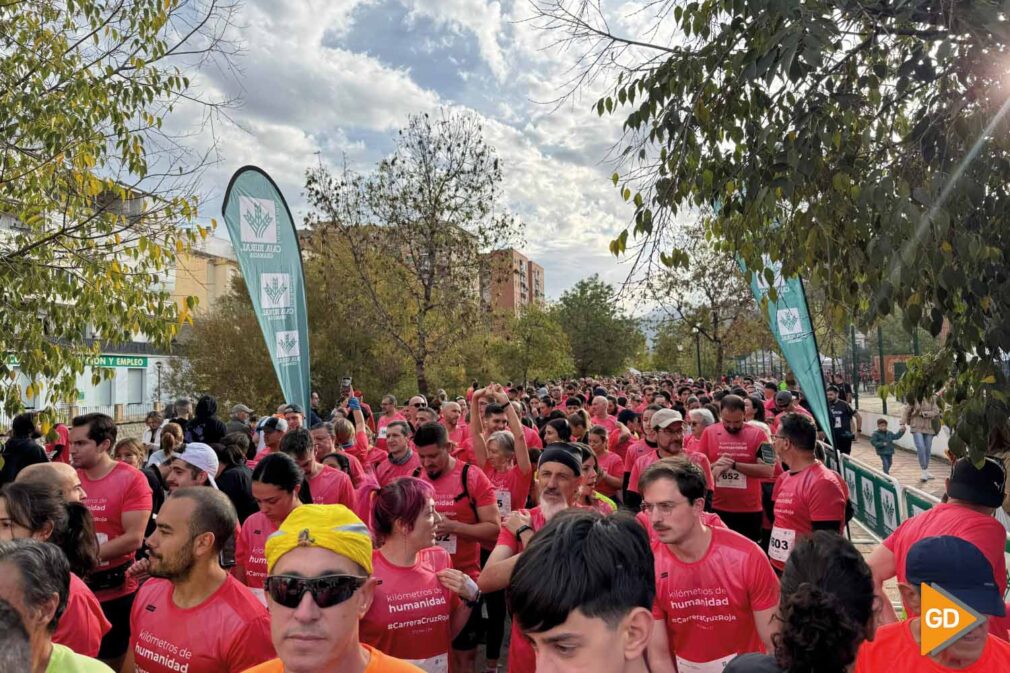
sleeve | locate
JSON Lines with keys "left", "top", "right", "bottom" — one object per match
{"left": 123, "top": 469, "right": 154, "bottom": 512}
{"left": 354, "top": 431, "right": 370, "bottom": 459}
{"left": 527, "top": 427, "right": 543, "bottom": 449}
{"left": 693, "top": 453, "right": 714, "bottom": 491}
{"left": 698, "top": 427, "right": 714, "bottom": 460}
{"left": 605, "top": 453, "right": 624, "bottom": 481}
{"left": 807, "top": 476, "right": 848, "bottom": 522}
{"left": 624, "top": 447, "right": 639, "bottom": 473}
{"left": 651, "top": 584, "right": 667, "bottom": 620}
{"left": 495, "top": 525, "right": 521, "bottom": 553}
{"left": 469, "top": 466, "right": 497, "bottom": 507}
{"left": 337, "top": 471, "right": 355, "bottom": 510}
{"left": 226, "top": 613, "right": 277, "bottom": 673}
{"left": 746, "top": 547, "right": 780, "bottom": 611}
{"left": 628, "top": 459, "right": 643, "bottom": 495}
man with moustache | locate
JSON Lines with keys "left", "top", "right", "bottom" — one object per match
{"left": 478, "top": 444, "right": 584, "bottom": 673}
{"left": 121, "top": 488, "right": 273, "bottom": 673}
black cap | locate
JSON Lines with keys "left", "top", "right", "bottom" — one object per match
{"left": 538, "top": 443, "right": 583, "bottom": 477}
{"left": 774, "top": 390, "right": 793, "bottom": 405}
{"left": 906, "top": 536, "right": 1005, "bottom": 617}
{"left": 284, "top": 403, "right": 305, "bottom": 415}
{"left": 948, "top": 457, "right": 1006, "bottom": 509}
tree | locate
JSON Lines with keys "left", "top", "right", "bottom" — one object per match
{"left": 494, "top": 305, "right": 574, "bottom": 385}
{"left": 553, "top": 275, "right": 644, "bottom": 377}
{"left": 533, "top": 1, "right": 1010, "bottom": 459}
{"left": 305, "top": 111, "right": 523, "bottom": 395}
{"left": 646, "top": 223, "right": 758, "bottom": 375}
{"left": 0, "top": 0, "right": 235, "bottom": 423}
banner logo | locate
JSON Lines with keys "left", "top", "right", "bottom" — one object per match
{"left": 261, "top": 273, "right": 291, "bottom": 308}
{"left": 240, "top": 196, "right": 277, "bottom": 243}
{"left": 920, "top": 583, "right": 984, "bottom": 656}
{"left": 776, "top": 308, "right": 803, "bottom": 337}
{"left": 275, "top": 330, "right": 300, "bottom": 360}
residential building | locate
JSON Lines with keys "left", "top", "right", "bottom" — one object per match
{"left": 170, "top": 236, "right": 240, "bottom": 315}
{"left": 481, "top": 249, "right": 546, "bottom": 314}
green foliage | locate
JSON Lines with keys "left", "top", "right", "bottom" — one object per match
{"left": 0, "top": 0, "right": 227, "bottom": 426}
{"left": 539, "top": 0, "right": 1010, "bottom": 459}
{"left": 305, "top": 110, "right": 524, "bottom": 395}
{"left": 493, "top": 305, "right": 574, "bottom": 384}
{"left": 552, "top": 275, "right": 644, "bottom": 377}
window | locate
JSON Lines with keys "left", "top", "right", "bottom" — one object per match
{"left": 127, "top": 368, "right": 145, "bottom": 404}
{"left": 95, "top": 375, "right": 114, "bottom": 405}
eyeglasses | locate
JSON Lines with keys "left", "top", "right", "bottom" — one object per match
{"left": 640, "top": 500, "right": 689, "bottom": 515}
{"left": 264, "top": 574, "right": 367, "bottom": 609}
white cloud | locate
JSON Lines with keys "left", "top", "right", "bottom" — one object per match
{"left": 169, "top": 0, "right": 665, "bottom": 300}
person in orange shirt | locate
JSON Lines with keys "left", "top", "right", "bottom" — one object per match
{"left": 855, "top": 536, "right": 1010, "bottom": 672}
{"left": 241, "top": 505, "right": 421, "bottom": 673}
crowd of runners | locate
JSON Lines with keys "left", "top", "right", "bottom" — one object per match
{"left": 0, "top": 374, "right": 1009, "bottom": 673}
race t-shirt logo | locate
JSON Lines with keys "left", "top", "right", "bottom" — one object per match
{"left": 240, "top": 196, "right": 277, "bottom": 243}
{"left": 275, "top": 331, "right": 300, "bottom": 359}
{"left": 261, "top": 273, "right": 291, "bottom": 308}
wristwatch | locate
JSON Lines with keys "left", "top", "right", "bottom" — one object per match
{"left": 464, "top": 590, "right": 482, "bottom": 608}
{"left": 515, "top": 524, "right": 534, "bottom": 541}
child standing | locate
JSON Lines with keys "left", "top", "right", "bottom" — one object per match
{"left": 870, "top": 418, "right": 905, "bottom": 474}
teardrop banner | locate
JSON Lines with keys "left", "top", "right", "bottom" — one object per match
{"left": 222, "top": 166, "right": 311, "bottom": 412}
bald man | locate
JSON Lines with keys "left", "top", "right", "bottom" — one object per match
{"left": 591, "top": 395, "right": 619, "bottom": 434}
{"left": 16, "top": 462, "right": 87, "bottom": 503}
{"left": 442, "top": 401, "right": 467, "bottom": 445}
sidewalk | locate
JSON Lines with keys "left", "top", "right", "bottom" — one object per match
{"left": 846, "top": 435, "right": 950, "bottom": 608}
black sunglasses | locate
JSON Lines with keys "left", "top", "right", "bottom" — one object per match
{"left": 264, "top": 574, "right": 367, "bottom": 609}
{"left": 411, "top": 402, "right": 427, "bottom": 408}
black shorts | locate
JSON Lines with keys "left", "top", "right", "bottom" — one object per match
{"left": 98, "top": 591, "right": 136, "bottom": 660}
{"left": 451, "top": 595, "right": 484, "bottom": 651}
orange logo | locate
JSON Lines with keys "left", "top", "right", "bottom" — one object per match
{"left": 920, "top": 583, "right": 986, "bottom": 656}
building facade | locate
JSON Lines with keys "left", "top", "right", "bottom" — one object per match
{"left": 481, "top": 249, "right": 546, "bottom": 314}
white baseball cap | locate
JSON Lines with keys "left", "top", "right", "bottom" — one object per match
{"left": 177, "top": 442, "right": 219, "bottom": 489}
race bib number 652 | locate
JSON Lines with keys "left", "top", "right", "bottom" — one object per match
{"left": 716, "top": 469, "right": 747, "bottom": 489}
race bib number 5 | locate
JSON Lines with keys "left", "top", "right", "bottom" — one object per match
{"left": 716, "top": 469, "right": 747, "bottom": 489}
{"left": 769, "top": 526, "right": 796, "bottom": 563}
{"left": 495, "top": 489, "right": 512, "bottom": 516}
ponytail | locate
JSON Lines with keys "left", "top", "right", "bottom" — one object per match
{"left": 58, "top": 502, "right": 100, "bottom": 578}
{"left": 160, "top": 422, "right": 184, "bottom": 460}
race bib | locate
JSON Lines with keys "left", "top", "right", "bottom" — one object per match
{"left": 769, "top": 526, "right": 797, "bottom": 563}
{"left": 676, "top": 653, "right": 736, "bottom": 672}
{"left": 97, "top": 532, "right": 109, "bottom": 546}
{"left": 379, "top": 426, "right": 388, "bottom": 439}
{"left": 436, "top": 534, "right": 457, "bottom": 555}
{"left": 495, "top": 489, "right": 512, "bottom": 516}
{"left": 716, "top": 469, "right": 747, "bottom": 489}
{"left": 834, "top": 415, "right": 842, "bottom": 429}
{"left": 407, "top": 654, "right": 448, "bottom": 673}
{"left": 251, "top": 587, "right": 267, "bottom": 607}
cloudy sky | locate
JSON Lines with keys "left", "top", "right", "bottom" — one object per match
{"left": 179, "top": 0, "right": 666, "bottom": 308}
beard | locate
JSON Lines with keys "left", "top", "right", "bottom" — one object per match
{"left": 540, "top": 495, "right": 571, "bottom": 521}
{"left": 149, "top": 540, "right": 196, "bottom": 581}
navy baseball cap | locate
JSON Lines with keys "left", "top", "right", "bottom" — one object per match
{"left": 906, "top": 536, "right": 1005, "bottom": 617}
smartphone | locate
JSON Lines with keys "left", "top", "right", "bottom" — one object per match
{"left": 341, "top": 376, "right": 352, "bottom": 389}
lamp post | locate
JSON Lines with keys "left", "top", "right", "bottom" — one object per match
{"left": 155, "top": 361, "right": 163, "bottom": 407}
{"left": 692, "top": 327, "right": 702, "bottom": 379}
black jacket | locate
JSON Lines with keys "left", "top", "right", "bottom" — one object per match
{"left": 0, "top": 437, "right": 48, "bottom": 486}
{"left": 187, "top": 396, "right": 228, "bottom": 444}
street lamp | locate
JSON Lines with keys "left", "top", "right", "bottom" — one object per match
{"left": 155, "top": 361, "right": 163, "bottom": 407}
{"left": 692, "top": 327, "right": 702, "bottom": 379}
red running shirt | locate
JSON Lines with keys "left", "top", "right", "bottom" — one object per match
{"left": 421, "top": 460, "right": 497, "bottom": 579}
{"left": 498, "top": 507, "right": 549, "bottom": 673}
{"left": 652, "top": 527, "right": 779, "bottom": 669}
{"left": 375, "top": 452, "right": 422, "bottom": 487}
{"left": 883, "top": 502, "right": 1008, "bottom": 617}
{"left": 235, "top": 511, "right": 278, "bottom": 603}
{"left": 53, "top": 572, "right": 110, "bottom": 657}
{"left": 483, "top": 463, "right": 532, "bottom": 518}
{"left": 360, "top": 547, "right": 459, "bottom": 673}
{"left": 698, "top": 424, "right": 770, "bottom": 513}
{"left": 78, "top": 461, "right": 153, "bottom": 601}
{"left": 129, "top": 575, "right": 275, "bottom": 673}
{"left": 594, "top": 451, "right": 625, "bottom": 498}
{"left": 308, "top": 464, "right": 355, "bottom": 508}
{"left": 769, "top": 462, "right": 848, "bottom": 570}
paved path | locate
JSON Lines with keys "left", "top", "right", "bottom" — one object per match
{"left": 846, "top": 435, "right": 950, "bottom": 609}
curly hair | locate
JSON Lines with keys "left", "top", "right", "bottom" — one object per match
{"left": 774, "top": 531, "right": 874, "bottom": 673}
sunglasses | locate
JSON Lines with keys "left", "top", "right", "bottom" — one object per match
{"left": 411, "top": 402, "right": 427, "bottom": 408}
{"left": 264, "top": 574, "right": 367, "bottom": 609}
